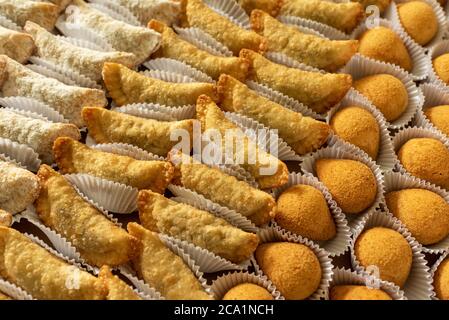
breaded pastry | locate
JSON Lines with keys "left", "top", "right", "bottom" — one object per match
{"left": 0, "top": 0, "right": 59, "bottom": 30}
{"left": 0, "top": 209, "right": 12, "bottom": 227}
{"left": 434, "top": 258, "right": 449, "bottom": 300}
{"left": 433, "top": 53, "right": 449, "bottom": 85}
{"left": 354, "top": 0, "right": 392, "bottom": 13}
{"left": 137, "top": 190, "right": 259, "bottom": 263}
{"left": 355, "top": 227, "right": 412, "bottom": 287}
{"left": 222, "top": 283, "right": 273, "bottom": 300}
{"left": 424, "top": 105, "right": 449, "bottom": 136}
{"left": 98, "top": 266, "right": 141, "bottom": 300}
{"left": 115, "top": 0, "right": 181, "bottom": 26}
{"left": 255, "top": 242, "right": 322, "bottom": 300}
{"left": 35, "top": 165, "right": 139, "bottom": 267}
{"left": 398, "top": 1, "right": 438, "bottom": 46}
{"left": 0, "top": 26, "right": 35, "bottom": 63}
{"left": 330, "top": 285, "right": 392, "bottom": 300}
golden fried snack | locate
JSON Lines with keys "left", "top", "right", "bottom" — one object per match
{"left": 53, "top": 137, "right": 174, "bottom": 192}
{"left": 169, "top": 154, "right": 276, "bottom": 226}
{"left": 222, "top": 283, "right": 273, "bottom": 300}
{"left": 240, "top": 49, "right": 352, "bottom": 114}
{"left": 330, "top": 285, "right": 392, "bottom": 300}
{"left": 102, "top": 62, "right": 217, "bottom": 107}
{"left": 98, "top": 266, "right": 141, "bottom": 300}
{"left": 217, "top": 73, "right": 330, "bottom": 155}
{"left": 0, "top": 55, "right": 107, "bottom": 127}
{"left": 82, "top": 107, "right": 193, "bottom": 157}
{"left": 0, "top": 0, "right": 59, "bottom": 30}
{"left": 398, "top": 1, "right": 438, "bottom": 46}
{"left": 128, "top": 222, "right": 212, "bottom": 300}
{"left": 116, "top": 0, "right": 181, "bottom": 26}
{"left": 0, "top": 209, "right": 12, "bottom": 227}
{"left": 35, "top": 165, "right": 139, "bottom": 267}
{"left": 434, "top": 258, "right": 449, "bottom": 300}
{"left": 149, "top": 20, "right": 249, "bottom": 81}
{"left": 182, "top": 0, "right": 266, "bottom": 55}
{"left": 196, "top": 95, "right": 289, "bottom": 189}
{"left": 250, "top": 10, "right": 358, "bottom": 72}
{"left": 137, "top": 190, "right": 259, "bottom": 263}
{"left": 353, "top": 0, "right": 391, "bottom": 13}
{"left": 433, "top": 53, "right": 449, "bottom": 85}
{"left": 24, "top": 22, "right": 137, "bottom": 82}
{"left": 0, "top": 226, "right": 107, "bottom": 300}
{"left": 424, "top": 105, "right": 449, "bottom": 136}
{"left": 0, "top": 26, "right": 35, "bottom": 63}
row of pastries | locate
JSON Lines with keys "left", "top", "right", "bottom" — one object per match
{"left": 0, "top": 0, "right": 448, "bottom": 301}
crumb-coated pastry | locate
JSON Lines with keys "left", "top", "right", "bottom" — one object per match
{"left": 240, "top": 49, "right": 352, "bottom": 114}
{"left": 116, "top": 0, "right": 181, "bottom": 26}
{"left": 0, "top": 26, "right": 35, "bottom": 63}
{"left": 355, "top": 227, "right": 412, "bottom": 287}
{"left": 424, "top": 105, "right": 449, "bottom": 136}
{"left": 138, "top": 190, "right": 259, "bottom": 263}
{"left": 353, "top": 0, "right": 392, "bottom": 13}
{"left": 398, "top": 138, "right": 449, "bottom": 190}
{"left": 330, "top": 106, "right": 380, "bottom": 159}
{"left": 128, "top": 222, "right": 212, "bottom": 300}
{"left": 398, "top": 1, "right": 438, "bottom": 46}
{"left": 98, "top": 266, "right": 141, "bottom": 300}
{"left": 358, "top": 26, "right": 412, "bottom": 72}
{"left": 102, "top": 62, "right": 217, "bottom": 107}
{"left": 222, "top": 283, "right": 273, "bottom": 300}
{"left": 0, "top": 0, "right": 59, "bottom": 30}
{"left": 275, "top": 184, "right": 336, "bottom": 241}
{"left": 24, "top": 22, "right": 137, "bottom": 82}
{"left": 434, "top": 258, "right": 449, "bottom": 300}
{"left": 82, "top": 107, "right": 193, "bottom": 157}
{"left": 353, "top": 74, "right": 408, "bottom": 122}
{"left": 385, "top": 188, "right": 449, "bottom": 245}
{"left": 0, "top": 108, "right": 80, "bottom": 164}
{"left": 217, "top": 73, "right": 330, "bottom": 155}
{"left": 315, "top": 159, "right": 377, "bottom": 214}
{"left": 255, "top": 242, "right": 322, "bottom": 300}
{"left": 0, "top": 55, "right": 107, "bottom": 127}
{"left": 149, "top": 20, "right": 249, "bottom": 81}
{"left": 0, "top": 160, "right": 40, "bottom": 214}
{"left": 0, "top": 226, "right": 107, "bottom": 300}
{"left": 168, "top": 153, "right": 275, "bottom": 226}
{"left": 433, "top": 53, "right": 449, "bottom": 85}
{"left": 0, "top": 209, "right": 12, "bottom": 227}
{"left": 330, "top": 285, "right": 392, "bottom": 300}
{"left": 250, "top": 10, "right": 358, "bottom": 72}
{"left": 53, "top": 137, "right": 174, "bottom": 193}
{"left": 35, "top": 165, "right": 139, "bottom": 267}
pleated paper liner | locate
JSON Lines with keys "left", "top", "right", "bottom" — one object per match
{"left": 428, "top": 40, "right": 449, "bottom": 90}
{"left": 384, "top": 0, "right": 448, "bottom": 49}
{"left": 87, "top": 0, "right": 141, "bottom": 26}
{"left": 224, "top": 111, "right": 301, "bottom": 161}
{"left": 301, "top": 143, "right": 386, "bottom": 229}
{"left": 89, "top": 142, "right": 165, "bottom": 161}
{"left": 341, "top": 54, "right": 423, "bottom": 130}
{"left": 210, "top": 271, "right": 284, "bottom": 300}
{"left": 429, "top": 249, "right": 449, "bottom": 300}
{"left": 116, "top": 103, "right": 195, "bottom": 120}
{"left": 112, "top": 104, "right": 176, "bottom": 121}
{"left": 140, "top": 69, "right": 200, "bottom": 84}
{"left": 350, "top": 18, "right": 429, "bottom": 81}
{"left": 415, "top": 83, "right": 449, "bottom": 140}
{"left": 265, "top": 51, "right": 326, "bottom": 73}
{"left": 271, "top": 172, "right": 351, "bottom": 257}
{"left": 0, "top": 14, "right": 21, "bottom": 31}
{"left": 0, "top": 96, "right": 68, "bottom": 123}
{"left": 55, "top": 33, "right": 107, "bottom": 52}
{"left": 0, "top": 138, "right": 40, "bottom": 172}
{"left": 326, "top": 88, "right": 397, "bottom": 171}
{"left": 350, "top": 210, "right": 434, "bottom": 300}
{"left": 203, "top": 0, "right": 251, "bottom": 29}
{"left": 143, "top": 58, "right": 214, "bottom": 83}
{"left": 252, "top": 226, "right": 333, "bottom": 300}
{"left": 383, "top": 171, "right": 449, "bottom": 254}
{"left": 0, "top": 278, "right": 33, "bottom": 300}
{"left": 329, "top": 267, "right": 406, "bottom": 300}
{"left": 173, "top": 26, "right": 233, "bottom": 57}
{"left": 27, "top": 56, "right": 101, "bottom": 89}
{"left": 278, "top": 15, "right": 350, "bottom": 40}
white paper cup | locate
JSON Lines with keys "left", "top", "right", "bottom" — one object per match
{"left": 0, "top": 278, "right": 34, "bottom": 300}
{"left": 203, "top": 0, "right": 250, "bottom": 29}
{"left": 115, "top": 103, "right": 195, "bottom": 120}
{"left": 87, "top": 0, "right": 141, "bottom": 26}
{"left": 429, "top": 249, "right": 449, "bottom": 300}
{"left": 143, "top": 58, "right": 214, "bottom": 83}
{"left": 112, "top": 104, "right": 176, "bottom": 121}
{"left": 117, "top": 265, "right": 163, "bottom": 300}
{"left": 0, "top": 96, "right": 67, "bottom": 123}
{"left": 0, "top": 137, "right": 41, "bottom": 172}
{"left": 90, "top": 142, "right": 165, "bottom": 161}
{"left": 0, "top": 15, "right": 21, "bottom": 31}
{"left": 278, "top": 15, "right": 351, "bottom": 40}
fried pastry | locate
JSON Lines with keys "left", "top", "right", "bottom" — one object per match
{"left": 35, "top": 165, "right": 139, "bottom": 267}
{"left": 115, "top": 0, "right": 181, "bottom": 26}
{"left": 250, "top": 10, "right": 358, "bottom": 72}
{"left": 64, "top": 0, "right": 161, "bottom": 64}
{"left": 354, "top": 0, "right": 391, "bottom": 13}
{"left": 196, "top": 95, "right": 288, "bottom": 189}
{"left": 47, "top": 0, "right": 72, "bottom": 11}
{"left": 137, "top": 190, "right": 259, "bottom": 263}
{"left": 0, "top": 55, "right": 107, "bottom": 127}
{"left": 240, "top": 49, "right": 352, "bottom": 114}
{"left": 53, "top": 137, "right": 174, "bottom": 192}
{"left": 182, "top": 0, "right": 267, "bottom": 55}
{"left": 98, "top": 266, "right": 141, "bottom": 300}
{"left": 217, "top": 74, "right": 330, "bottom": 154}
{"left": 168, "top": 153, "right": 275, "bottom": 226}
{"left": 0, "top": 0, "right": 59, "bottom": 30}
{"left": 434, "top": 258, "right": 449, "bottom": 300}
{"left": 433, "top": 53, "right": 449, "bottom": 85}
{"left": 102, "top": 62, "right": 217, "bottom": 107}
{"left": 0, "top": 160, "right": 40, "bottom": 214}
{"left": 148, "top": 19, "right": 249, "bottom": 81}
{"left": 222, "top": 283, "right": 273, "bottom": 300}
{"left": 330, "top": 285, "right": 392, "bottom": 300}
{"left": 24, "top": 21, "right": 137, "bottom": 82}
{"left": 82, "top": 107, "right": 193, "bottom": 157}
{"left": 0, "top": 209, "right": 12, "bottom": 227}
{"left": 0, "top": 226, "right": 107, "bottom": 300}
{"left": 0, "top": 109, "right": 80, "bottom": 164}
{"left": 398, "top": 1, "right": 437, "bottom": 46}
{"left": 127, "top": 222, "right": 212, "bottom": 300}
{"left": 0, "top": 26, "right": 35, "bottom": 63}
{"left": 424, "top": 105, "right": 449, "bottom": 136}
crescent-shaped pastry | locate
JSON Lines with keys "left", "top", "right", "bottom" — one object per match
{"left": 98, "top": 266, "right": 141, "bottom": 300}
{"left": 250, "top": 9, "right": 358, "bottom": 72}
{"left": 137, "top": 190, "right": 259, "bottom": 263}
{"left": 0, "top": 0, "right": 59, "bottom": 30}
{"left": 0, "top": 226, "right": 107, "bottom": 300}
{"left": 114, "top": 0, "right": 181, "bottom": 26}
{"left": 148, "top": 19, "right": 249, "bottom": 81}
{"left": 35, "top": 165, "right": 140, "bottom": 267}
{"left": 0, "top": 26, "right": 35, "bottom": 63}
